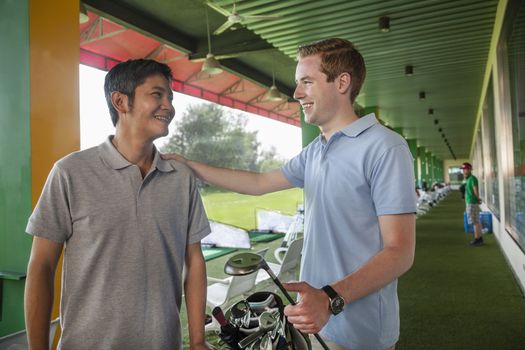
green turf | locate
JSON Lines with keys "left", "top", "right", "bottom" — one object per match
{"left": 182, "top": 190, "right": 525, "bottom": 349}
{"left": 397, "top": 192, "right": 525, "bottom": 349}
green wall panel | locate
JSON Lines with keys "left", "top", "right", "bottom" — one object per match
{"left": 419, "top": 147, "right": 427, "bottom": 188}
{"left": 300, "top": 109, "right": 320, "bottom": 147}
{"left": 362, "top": 106, "right": 377, "bottom": 117}
{"left": 0, "top": 0, "right": 32, "bottom": 335}
{"left": 426, "top": 152, "right": 433, "bottom": 183}
{"left": 393, "top": 127, "right": 403, "bottom": 136}
{"left": 407, "top": 139, "right": 418, "bottom": 183}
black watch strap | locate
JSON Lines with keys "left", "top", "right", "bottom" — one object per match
{"left": 322, "top": 285, "right": 339, "bottom": 299}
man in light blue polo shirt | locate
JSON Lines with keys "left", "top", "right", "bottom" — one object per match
{"left": 165, "top": 38, "right": 416, "bottom": 350}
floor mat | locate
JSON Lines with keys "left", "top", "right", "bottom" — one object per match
{"left": 202, "top": 247, "right": 238, "bottom": 261}
{"left": 248, "top": 231, "right": 285, "bottom": 243}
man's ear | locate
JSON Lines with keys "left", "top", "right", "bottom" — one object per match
{"left": 111, "top": 91, "right": 130, "bottom": 114}
{"left": 337, "top": 72, "right": 352, "bottom": 95}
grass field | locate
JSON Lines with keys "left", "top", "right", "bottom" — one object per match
{"left": 200, "top": 187, "right": 304, "bottom": 229}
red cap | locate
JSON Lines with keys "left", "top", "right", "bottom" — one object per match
{"left": 460, "top": 162, "right": 472, "bottom": 170}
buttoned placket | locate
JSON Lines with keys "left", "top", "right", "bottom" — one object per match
{"left": 126, "top": 165, "right": 158, "bottom": 237}
{"left": 321, "top": 132, "right": 342, "bottom": 160}
{"left": 135, "top": 165, "right": 159, "bottom": 213}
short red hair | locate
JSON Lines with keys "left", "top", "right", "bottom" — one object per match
{"left": 297, "top": 38, "right": 366, "bottom": 104}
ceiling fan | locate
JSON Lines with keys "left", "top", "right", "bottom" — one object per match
{"left": 206, "top": 0, "right": 280, "bottom": 35}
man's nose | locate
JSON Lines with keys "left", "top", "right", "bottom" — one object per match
{"left": 293, "top": 85, "right": 304, "bottom": 100}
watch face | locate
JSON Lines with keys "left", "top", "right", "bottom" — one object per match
{"left": 330, "top": 296, "right": 345, "bottom": 315}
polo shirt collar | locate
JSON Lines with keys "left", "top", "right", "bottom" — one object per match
{"left": 100, "top": 136, "right": 175, "bottom": 173}
{"left": 340, "top": 113, "right": 378, "bottom": 138}
{"left": 154, "top": 151, "right": 175, "bottom": 173}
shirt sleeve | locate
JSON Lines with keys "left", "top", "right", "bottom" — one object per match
{"left": 26, "top": 164, "right": 73, "bottom": 242}
{"left": 472, "top": 176, "right": 479, "bottom": 188}
{"left": 281, "top": 144, "right": 310, "bottom": 188}
{"left": 186, "top": 175, "right": 211, "bottom": 245}
{"left": 370, "top": 144, "right": 417, "bottom": 216}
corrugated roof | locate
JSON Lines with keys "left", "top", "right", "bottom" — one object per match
{"left": 82, "top": 0, "right": 499, "bottom": 159}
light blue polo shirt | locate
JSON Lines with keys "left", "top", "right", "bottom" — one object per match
{"left": 282, "top": 114, "right": 416, "bottom": 350}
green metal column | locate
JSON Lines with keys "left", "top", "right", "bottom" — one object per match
{"left": 432, "top": 157, "right": 436, "bottom": 182}
{"left": 432, "top": 156, "right": 439, "bottom": 182}
{"left": 426, "top": 152, "right": 434, "bottom": 183}
{"left": 361, "top": 106, "right": 378, "bottom": 117}
{"left": 393, "top": 127, "right": 403, "bottom": 137}
{"left": 300, "top": 109, "right": 320, "bottom": 147}
{"left": 435, "top": 158, "right": 443, "bottom": 182}
{"left": 0, "top": 0, "right": 32, "bottom": 335}
{"left": 419, "top": 147, "right": 427, "bottom": 188}
{"left": 407, "top": 139, "right": 418, "bottom": 184}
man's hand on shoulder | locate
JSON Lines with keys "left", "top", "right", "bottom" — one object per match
{"left": 282, "top": 281, "right": 331, "bottom": 334}
{"left": 160, "top": 153, "right": 187, "bottom": 164}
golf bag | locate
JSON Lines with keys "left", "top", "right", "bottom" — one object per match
{"left": 214, "top": 291, "right": 311, "bottom": 350}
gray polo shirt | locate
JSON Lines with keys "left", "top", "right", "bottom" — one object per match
{"left": 26, "top": 137, "right": 210, "bottom": 350}
{"left": 282, "top": 114, "right": 416, "bottom": 350}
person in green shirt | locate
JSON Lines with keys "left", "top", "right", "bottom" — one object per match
{"left": 461, "top": 162, "right": 483, "bottom": 246}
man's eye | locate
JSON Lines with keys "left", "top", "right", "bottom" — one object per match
{"left": 152, "top": 92, "right": 161, "bottom": 97}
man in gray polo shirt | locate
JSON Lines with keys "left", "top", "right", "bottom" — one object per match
{"left": 25, "top": 59, "right": 211, "bottom": 350}
{"left": 164, "top": 38, "right": 416, "bottom": 350}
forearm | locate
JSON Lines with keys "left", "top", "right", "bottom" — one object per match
{"left": 333, "top": 214, "right": 415, "bottom": 304}
{"left": 473, "top": 186, "right": 480, "bottom": 200}
{"left": 332, "top": 245, "right": 414, "bottom": 304}
{"left": 25, "top": 263, "right": 55, "bottom": 350}
{"left": 184, "top": 248, "right": 208, "bottom": 348}
{"left": 186, "top": 160, "right": 291, "bottom": 195}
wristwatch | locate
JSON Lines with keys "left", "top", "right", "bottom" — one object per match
{"left": 322, "top": 285, "right": 345, "bottom": 315}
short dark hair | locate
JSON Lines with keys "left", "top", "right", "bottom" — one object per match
{"left": 104, "top": 59, "right": 173, "bottom": 126}
{"left": 297, "top": 38, "right": 366, "bottom": 104}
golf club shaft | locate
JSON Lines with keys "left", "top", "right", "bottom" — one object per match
{"left": 262, "top": 266, "right": 330, "bottom": 350}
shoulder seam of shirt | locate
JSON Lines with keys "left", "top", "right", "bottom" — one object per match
{"left": 369, "top": 142, "right": 410, "bottom": 180}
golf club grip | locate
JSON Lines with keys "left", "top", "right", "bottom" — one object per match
{"left": 212, "top": 306, "right": 228, "bottom": 327}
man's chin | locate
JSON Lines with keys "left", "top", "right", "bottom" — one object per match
{"left": 306, "top": 121, "right": 321, "bottom": 127}
{"left": 305, "top": 115, "right": 320, "bottom": 126}
{"left": 150, "top": 129, "right": 169, "bottom": 141}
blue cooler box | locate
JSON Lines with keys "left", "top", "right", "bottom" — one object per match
{"left": 464, "top": 211, "right": 493, "bottom": 233}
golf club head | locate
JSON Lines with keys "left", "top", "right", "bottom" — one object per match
{"left": 230, "top": 300, "right": 251, "bottom": 328}
{"left": 224, "top": 252, "right": 264, "bottom": 276}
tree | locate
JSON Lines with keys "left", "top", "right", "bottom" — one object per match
{"left": 162, "top": 103, "right": 261, "bottom": 171}
{"left": 258, "top": 146, "right": 285, "bottom": 172}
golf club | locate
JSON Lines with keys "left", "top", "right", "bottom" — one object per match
{"left": 212, "top": 306, "right": 243, "bottom": 349}
{"left": 212, "top": 306, "right": 228, "bottom": 327}
{"left": 225, "top": 253, "right": 330, "bottom": 350}
{"left": 230, "top": 300, "right": 252, "bottom": 328}
{"left": 238, "top": 311, "right": 278, "bottom": 349}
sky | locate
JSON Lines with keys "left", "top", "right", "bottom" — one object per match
{"left": 79, "top": 65, "right": 302, "bottom": 160}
